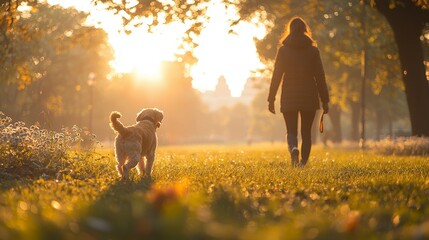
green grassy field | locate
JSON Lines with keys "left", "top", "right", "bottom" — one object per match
{"left": 1, "top": 144, "right": 429, "bottom": 240}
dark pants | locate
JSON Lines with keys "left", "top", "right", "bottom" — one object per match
{"left": 282, "top": 110, "right": 316, "bottom": 161}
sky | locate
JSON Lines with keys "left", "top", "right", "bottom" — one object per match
{"left": 47, "top": 0, "right": 268, "bottom": 97}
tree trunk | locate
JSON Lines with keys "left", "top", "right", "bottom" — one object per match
{"left": 388, "top": 114, "right": 393, "bottom": 138}
{"left": 350, "top": 101, "right": 360, "bottom": 141}
{"left": 376, "top": 2, "right": 429, "bottom": 136}
{"left": 375, "top": 108, "right": 383, "bottom": 140}
{"left": 328, "top": 105, "right": 342, "bottom": 143}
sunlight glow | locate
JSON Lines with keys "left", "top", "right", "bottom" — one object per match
{"left": 109, "top": 22, "right": 187, "bottom": 80}
{"left": 190, "top": 1, "right": 267, "bottom": 97}
{"left": 47, "top": 0, "right": 268, "bottom": 96}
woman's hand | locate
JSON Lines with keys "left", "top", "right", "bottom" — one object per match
{"left": 268, "top": 101, "right": 275, "bottom": 114}
{"left": 322, "top": 102, "right": 329, "bottom": 114}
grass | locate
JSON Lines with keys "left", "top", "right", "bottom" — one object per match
{"left": 368, "top": 137, "right": 429, "bottom": 156}
{"left": 1, "top": 144, "right": 429, "bottom": 240}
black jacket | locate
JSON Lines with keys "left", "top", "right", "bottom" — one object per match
{"left": 268, "top": 34, "right": 329, "bottom": 112}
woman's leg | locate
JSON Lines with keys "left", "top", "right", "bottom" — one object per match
{"left": 283, "top": 111, "right": 299, "bottom": 166}
{"left": 300, "top": 110, "right": 316, "bottom": 165}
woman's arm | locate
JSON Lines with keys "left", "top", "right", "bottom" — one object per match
{"left": 314, "top": 48, "right": 329, "bottom": 105}
{"left": 267, "top": 48, "right": 286, "bottom": 103}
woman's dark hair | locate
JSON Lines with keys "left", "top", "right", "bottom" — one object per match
{"left": 279, "top": 17, "right": 316, "bottom": 46}
{"left": 289, "top": 17, "right": 308, "bottom": 35}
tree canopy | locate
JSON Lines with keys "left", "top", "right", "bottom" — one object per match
{"left": 1, "top": 0, "right": 427, "bottom": 141}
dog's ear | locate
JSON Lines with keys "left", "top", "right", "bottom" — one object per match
{"left": 136, "top": 109, "right": 147, "bottom": 122}
{"left": 153, "top": 108, "right": 164, "bottom": 127}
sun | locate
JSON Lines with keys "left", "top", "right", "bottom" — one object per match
{"left": 91, "top": 1, "right": 267, "bottom": 96}
{"left": 47, "top": 0, "right": 268, "bottom": 96}
{"left": 109, "top": 33, "right": 163, "bottom": 81}
{"left": 134, "top": 59, "right": 162, "bottom": 80}
{"left": 189, "top": 1, "right": 267, "bottom": 97}
{"left": 108, "top": 22, "right": 187, "bottom": 81}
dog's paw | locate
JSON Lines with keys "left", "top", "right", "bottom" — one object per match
{"left": 143, "top": 175, "right": 153, "bottom": 185}
{"left": 119, "top": 175, "right": 129, "bottom": 182}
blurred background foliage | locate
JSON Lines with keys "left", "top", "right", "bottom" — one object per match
{"left": 0, "top": 0, "right": 428, "bottom": 145}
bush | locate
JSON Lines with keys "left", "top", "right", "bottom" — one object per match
{"left": 368, "top": 137, "right": 429, "bottom": 156}
{"left": 0, "top": 112, "right": 98, "bottom": 179}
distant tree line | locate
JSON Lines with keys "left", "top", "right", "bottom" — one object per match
{"left": 1, "top": 0, "right": 426, "bottom": 144}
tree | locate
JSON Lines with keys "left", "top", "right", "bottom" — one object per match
{"left": 102, "top": 61, "right": 207, "bottom": 144}
{"left": 233, "top": 0, "right": 428, "bottom": 138}
{"left": 1, "top": 1, "right": 211, "bottom": 143}
{"left": 4, "top": 0, "right": 426, "bottom": 139}
{"left": 0, "top": 3, "right": 112, "bottom": 130}
{"left": 372, "top": 0, "right": 429, "bottom": 136}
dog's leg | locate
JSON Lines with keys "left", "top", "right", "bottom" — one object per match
{"left": 116, "top": 164, "right": 124, "bottom": 176}
{"left": 137, "top": 157, "right": 146, "bottom": 177}
{"left": 115, "top": 150, "right": 126, "bottom": 179}
{"left": 123, "top": 153, "right": 139, "bottom": 180}
{"left": 145, "top": 153, "right": 155, "bottom": 177}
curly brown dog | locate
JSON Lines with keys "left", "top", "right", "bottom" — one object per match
{"left": 110, "top": 108, "right": 164, "bottom": 180}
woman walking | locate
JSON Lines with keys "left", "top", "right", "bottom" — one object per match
{"left": 267, "top": 17, "right": 329, "bottom": 167}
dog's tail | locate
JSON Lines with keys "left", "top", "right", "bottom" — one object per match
{"left": 110, "top": 111, "right": 129, "bottom": 136}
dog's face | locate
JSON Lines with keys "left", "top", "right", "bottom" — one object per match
{"left": 136, "top": 108, "right": 164, "bottom": 128}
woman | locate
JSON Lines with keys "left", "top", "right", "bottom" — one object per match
{"left": 267, "top": 17, "right": 329, "bottom": 167}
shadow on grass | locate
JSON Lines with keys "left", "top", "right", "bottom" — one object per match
{"left": 76, "top": 177, "right": 201, "bottom": 240}
{"left": 0, "top": 170, "right": 51, "bottom": 191}
{"left": 0, "top": 151, "right": 107, "bottom": 191}
{"left": 78, "top": 177, "right": 154, "bottom": 237}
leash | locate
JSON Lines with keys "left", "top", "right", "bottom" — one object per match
{"left": 319, "top": 113, "right": 324, "bottom": 133}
